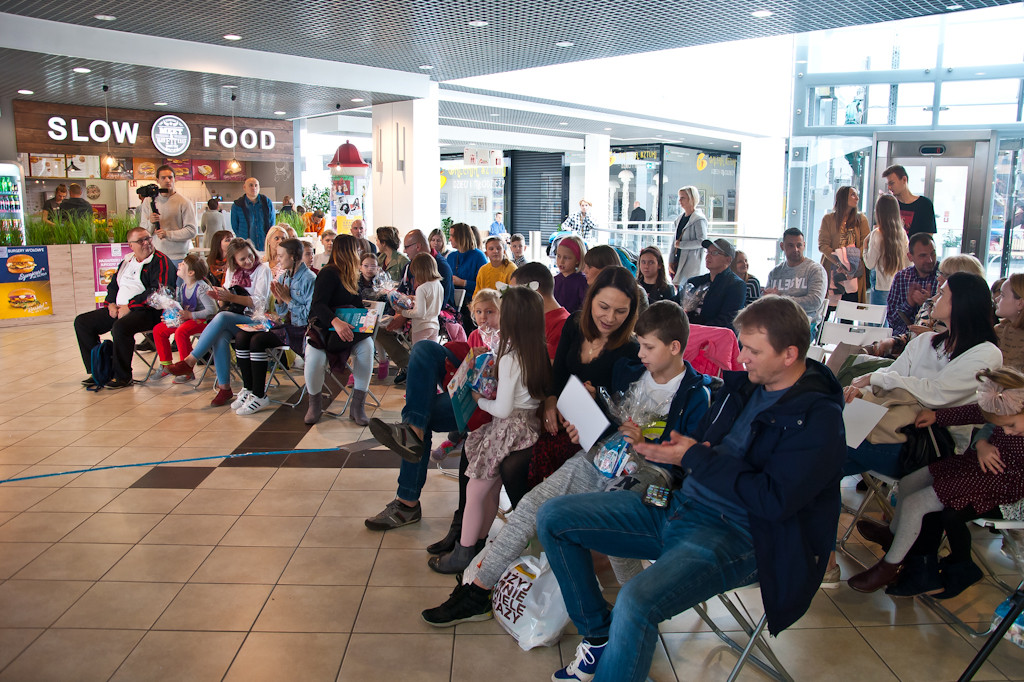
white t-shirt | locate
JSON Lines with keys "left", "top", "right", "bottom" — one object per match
{"left": 637, "top": 370, "right": 686, "bottom": 440}
{"left": 114, "top": 252, "right": 153, "bottom": 305}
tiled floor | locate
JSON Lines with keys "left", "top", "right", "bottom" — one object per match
{"left": 1, "top": 321, "right": 1023, "bottom": 680}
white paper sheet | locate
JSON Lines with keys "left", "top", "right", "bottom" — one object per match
{"left": 556, "top": 375, "right": 610, "bottom": 452}
{"left": 843, "top": 398, "right": 888, "bottom": 449}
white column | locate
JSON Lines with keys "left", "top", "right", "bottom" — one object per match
{"left": 735, "top": 136, "right": 788, "bottom": 280}
{"left": 371, "top": 82, "right": 440, "bottom": 236}
{"left": 584, "top": 133, "right": 610, "bottom": 232}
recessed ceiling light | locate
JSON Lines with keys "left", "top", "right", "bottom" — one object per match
{"left": 17, "top": 89, "right": 34, "bottom": 95}
{"left": 750, "top": 9, "right": 774, "bottom": 18}
{"left": 153, "top": 102, "right": 168, "bottom": 106}
{"left": 223, "top": 34, "right": 242, "bottom": 41}
{"left": 946, "top": 3, "right": 963, "bottom": 9}
{"left": 93, "top": 14, "right": 116, "bottom": 21}
{"left": 468, "top": 20, "right": 488, "bottom": 27}
{"left": 221, "top": 84, "right": 238, "bottom": 89}
{"left": 73, "top": 67, "right": 91, "bottom": 74}
{"left": 555, "top": 41, "right": 574, "bottom": 47}
{"left": 558, "top": 122, "right": 568, "bottom": 126}
{"left": 274, "top": 110, "right": 286, "bottom": 115}
{"left": 351, "top": 98, "right": 365, "bottom": 103}
{"left": 604, "top": 127, "right": 612, "bottom": 131}
{"left": 732, "top": 144, "right": 740, "bottom": 148}
{"left": 419, "top": 64, "right": 434, "bottom": 70}
{"left": 490, "top": 113, "right": 500, "bottom": 117}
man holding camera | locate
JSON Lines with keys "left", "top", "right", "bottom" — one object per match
{"left": 139, "top": 165, "right": 197, "bottom": 267}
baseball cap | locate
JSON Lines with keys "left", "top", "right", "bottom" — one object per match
{"left": 701, "top": 238, "right": 735, "bottom": 259}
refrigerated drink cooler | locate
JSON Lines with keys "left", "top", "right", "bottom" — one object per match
{"left": 0, "top": 161, "right": 26, "bottom": 246}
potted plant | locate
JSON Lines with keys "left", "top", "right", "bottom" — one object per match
{"left": 942, "top": 233, "right": 962, "bottom": 259}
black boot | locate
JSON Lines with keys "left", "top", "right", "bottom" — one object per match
{"left": 885, "top": 553, "right": 943, "bottom": 597}
{"left": 427, "top": 523, "right": 461, "bottom": 555}
{"left": 428, "top": 542, "right": 477, "bottom": 574}
{"left": 934, "top": 558, "right": 984, "bottom": 600}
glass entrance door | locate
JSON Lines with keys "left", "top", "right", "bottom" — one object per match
{"left": 890, "top": 158, "right": 972, "bottom": 261}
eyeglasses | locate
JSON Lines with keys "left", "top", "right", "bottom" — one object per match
{"left": 129, "top": 236, "right": 153, "bottom": 245}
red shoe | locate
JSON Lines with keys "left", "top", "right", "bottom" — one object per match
{"left": 167, "top": 360, "right": 194, "bottom": 376}
{"left": 210, "top": 387, "right": 234, "bottom": 407}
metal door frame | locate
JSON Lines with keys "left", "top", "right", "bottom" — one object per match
{"left": 873, "top": 131, "right": 997, "bottom": 260}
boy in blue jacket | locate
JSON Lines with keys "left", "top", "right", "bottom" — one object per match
{"left": 422, "top": 301, "right": 713, "bottom": 628}
{"left": 539, "top": 295, "right": 845, "bottom": 682}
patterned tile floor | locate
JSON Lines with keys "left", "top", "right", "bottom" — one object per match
{"left": 0, "top": 322, "right": 1022, "bottom": 681}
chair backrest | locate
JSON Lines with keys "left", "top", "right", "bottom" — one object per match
{"left": 818, "top": 320, "right": 892, "bottom": 346}
{"left": 834, "top": 300, "right": 887, "bottom": 325}
{"left": 453, "top": 288, "right": 467, "bottom": 310}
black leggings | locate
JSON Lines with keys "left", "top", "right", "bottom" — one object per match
{"left": 910, "top": 504, "right": 1001, "bottom": 563}
{"left": 235, "top": 330, "right": 284, "bottom": 397}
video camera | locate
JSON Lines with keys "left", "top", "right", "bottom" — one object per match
{"left": 136, "top": 184, "right": 162, "bottom": 200}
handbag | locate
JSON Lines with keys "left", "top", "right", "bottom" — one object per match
{"left": 224, "top": 284, "right": 251, "bottom": 315}
{"left": 897, "top": 423, "right": 955, "bottom": 476}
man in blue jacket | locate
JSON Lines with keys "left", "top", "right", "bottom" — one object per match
{"left": 230, "top": 177, "right": 275, "bottom": 247}
{"left": 539, "top": 295, "right": 845, "bottom": 682}
{"left": 683, "top": 238, "right": 746, "bottom": 331}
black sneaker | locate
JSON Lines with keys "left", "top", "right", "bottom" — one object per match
{"left": 393, "top": 369, "right": 407, "bottom": 385}
{"left": 81, "top": 376, "right": 96, "bottom": 387}
{"left": 364, "top": 499, "right": 421, "bottom": 531}
{"left": 422, "top": 581, "right": 493, "bottom": 627}
{"left": 105, "top": 377, "right": 134, "bottom": 389}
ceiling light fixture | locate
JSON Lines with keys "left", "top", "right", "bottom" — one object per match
{"left": 558, "top": 122, "right": 568, "bottom": 126}
{"left": 93, "top": 14, "right": 116, "bottom": 21}
{"left": 555, "top": 41, "right": 574, "bottom": 47}
{"left": 73, "top": 67, "right": 92, "bottom": 74}
{"left": 221, "top": 84, "right": 238, "bottom": 89}
{"left": 226, "top": 94, "right": 242, "bottom": 174}
{"left": 490, "top": 113, "right": 500, "bottom": 117}
{"left": 17, "top": 89, "right": 33, "bottom": 95}
{"left": 733, "top": 144, "right": 740, "bottom": 148}
{"left": 101, "top": 85, "right": 116, "bottom": 169}
{"left": 468, "top": 20, "right": 488, "bottom": 27}
{"left": 223, "top": 34, "right": 242, "bottom": 41}
{"left": 946, "top": 3, "right": 963, "bottom": 9}
{"left": 329, "top": 140, "right": 369, "bottom": 176}
{"left": 153, "top": 102, "right": 168, "bottom": 106}
{"left": 604, "top": 127, "right": 612, "bottom": 131}
{"left": 274, "top": 110, "right": 286, "bottom": 115}
{"left": 351, "top": 98, "right": 365, "bottom": 103}
{"left": 419, "top": 64, "right": 434, "bottom": 70}
{"left": 750, "top": 9, "right": 774, "bottom": 18}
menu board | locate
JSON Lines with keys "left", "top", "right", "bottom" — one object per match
{"left": 164, "top": 159, "right": 192, "bottom": 181}
{"left": 92, "top": 243, "right": 127, "bottom": 308}
{"left": 29, "top": 154, "right": 67, "bottom": 178}
{"left": 0, "top": 246, "right": 53, "bottom": 319}
{"left": 101, "top": 158, "right": 133, "bottom": 180}
{"left": 134, "top": 158, "right": 159, "bottom": 180}
{"left": 220, "top": 160, "right": 246, "bottom": 182}
{"left": 64, "top": 154, "right": 101, "bottom": 179}
{"left": 192, "top": 160, "right": 219, "bottom": 181}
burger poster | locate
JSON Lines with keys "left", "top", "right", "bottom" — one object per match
{"left": 0, "top": 246, "right": 53, "bottom": 319}
{"left": 92, "top": 243, "right": 127, "bottom": 308}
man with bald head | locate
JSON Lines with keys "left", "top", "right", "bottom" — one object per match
{"left": 74, "top": 227, "right": 176, "bottom": 389}
{"left": 349, "top": 219, "right": 377, "bottom": 255}
{"left": 231, "top": 177, "right": 275, "bottom": 246}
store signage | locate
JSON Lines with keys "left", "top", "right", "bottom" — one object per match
{"left": 0, "top": 246, "right": 53, "bottom": 319}
{"left": 151, "top": 115, "right": 191, "bottom": 157}
{"left": 47, "top": 117, "right": 139, "bottom": 145}
{"left": 201, "top": 127, "right": 276, "bottom": 151}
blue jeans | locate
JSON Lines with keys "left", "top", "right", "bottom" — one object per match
{"left": 396, "top": 341, "right": 460, "bottom": 502}
{"left": 190, "top": 311, "right": 252, "bottom": 385}
{"left": 537, "top": 491, "right": 758, "bottom": 682}
{"left": 843, "top": 441, "right": 902, "bottom": 477}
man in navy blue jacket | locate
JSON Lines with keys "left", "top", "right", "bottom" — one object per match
{"left": 683, "top": 238, "right": 746, "bottom": 331}
{"left": 539, "top": 295, "right": 845, "bottom": 682}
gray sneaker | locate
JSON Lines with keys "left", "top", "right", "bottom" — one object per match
{"left": 365, "top": 499, "right": 422, "bottom": 531}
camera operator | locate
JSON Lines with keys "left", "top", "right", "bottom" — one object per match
{"left": 139, "top": 165, "right": 197, "bottom": 268}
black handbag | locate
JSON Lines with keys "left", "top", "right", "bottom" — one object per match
{"left": 898, "top": 424, "right": 955, "bottom": 476}
{"left": 224, "top": 285, "right": 251, "bottom": 315}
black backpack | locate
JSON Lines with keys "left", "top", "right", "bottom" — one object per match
{"left": 87, "top": 340, "right": 114, "bottom": 392}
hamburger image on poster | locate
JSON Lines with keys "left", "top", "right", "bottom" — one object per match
{"left": 8, "top": 288, "right": 37, "bottom": 309}
{"left": 7, "top": 254, "right": 35, "bottom": 275}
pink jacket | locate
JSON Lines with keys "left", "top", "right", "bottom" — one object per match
{"left": 685, "top": 323, "right": 743, "bottom": 377}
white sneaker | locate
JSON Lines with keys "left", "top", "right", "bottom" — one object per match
{"left": 230, "top": 388, "right": 253, "bottom": 410}
{"left": 236, "top": 394, "right": 272, "bottom": 415}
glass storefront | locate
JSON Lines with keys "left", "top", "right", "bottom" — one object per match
{"left": 440, "top": 157, "right": 509, "bottom": 231}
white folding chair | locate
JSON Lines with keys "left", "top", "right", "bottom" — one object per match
{"left": 835, "top": 300, "right": 888, "bottom": 325}
{"left": 818, "top": 321, "right": 892, "bottom": 347}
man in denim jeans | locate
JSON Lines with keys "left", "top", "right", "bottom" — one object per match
{"left": 538, "top": 296, "right": 846, "bottom": 682}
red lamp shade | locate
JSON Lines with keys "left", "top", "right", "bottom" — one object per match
{"left": 329, "top": 140, "right": 369, "bottom": 176}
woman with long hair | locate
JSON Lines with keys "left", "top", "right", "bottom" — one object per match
{"left": 205, "top": 230, "right": 234, "bottom": 286}
{"left": 263, "top": 224, "right": 290, "bottom": 278}
{"left": 819, "top": 185, "right": 871, "bottom": 303}
{"left": 637, "top": 246, "right": 675, "bottom": 303}
{"left": 303, "top": 235, "right": 376, "bottom": 425}
{"left": 446, "top": 222, "right": 488, "bottom": 329}
{"left": 668, "top": 186, "right": 708, "bottom": 287}
{"left": 729, "top": 250, "right": 761, "bottom": 306}
{"left": 864, "top": 195, "right": 910, "bottom": 306}
{"left": 995, "top": 273, "right": 1024, "bottom": 371}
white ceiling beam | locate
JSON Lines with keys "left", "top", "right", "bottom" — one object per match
{"left": 438, "top": 125, "right": 584, "bottom": 151}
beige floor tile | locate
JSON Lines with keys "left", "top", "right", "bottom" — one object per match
{"left": 354, "top": 585, "right": 455, "bottom": 634}
{"left": 0, "top": 511, "right": 90, "bottom": 542}
{"left": 0, "top": 465, "right": 82, "bottom": 487}
{"left": 331, "top": 467, "right": 403, "bottom": 491}
{"left": 736, "top": 588, "right": 853, "bottom": 629}
{"left": 859, "top": 623, "right": 1005, "bottom": 681}
{"left": 420, "top": 468, "right": 462, "bottom": 493}
{"left": 153, "top": 582, "right": 273, "bottom": 631}
{"left": 957, "top": 616, "right": 1024, "bottom": 680}
{"left": 0, "top": 542, "right": 52, "bottom": 580}
{"left": 170, "top": 488, "right": 258, "bottom": 515}
{"left": 0, "top": 579, "right": 92, "bottom": 627}
{"left": 101, "top": 488, "right": 190, "bottom": 513}
{"left": 181, "top": 429, "right": 249, "bottom": 449}
{"left": 929, "top": 580, "right": 1019, "bottom": 625}
{"left": 0, "top": 430, "right": 36, "bottom": 447}
{"left": 140, "top": 513, "right": 237, "bottom": 545}
{"left": 99, "top": 447, "right": 176, "bottom": 467}
{"left": 319, "top": 489, "right": 398, "bottom": 517}
{"left": 39, "top": 445, "right": 117, "bottom": 466}
{"left": 54, "top": 581, "right": 183, "bottom": 629}
{"left": 243, "top": 489, "right": 328, "bottom": 516}
{"left": 338, "top": 633, "right": 452, "bottom": 682}
{"left": 0, "top": 628, "right": 43, "bottom": 671}
{"left": 419, "top": 490, "right": 461, "bottom": 517}
{"left": 0, "top": 414, "right": 66, "bottom": 431}
{"left": 13, "top": 542, "right": 131, "bottom": 581}
{"left": 16, "top": 430, "right": 90, "bottom": 448}
{"left": 50, "top": 414, "right": 113, "bottom": 430}
{"left": 453, "top": 633, "right": 563, "bottom": 680}
{"left": 62, "top": 512, "right": 165, "bottom": 543}
{"left": 0, "top": 445, "right": 60, "bottom": 466}
{"left": 197, "top": 466, "right": 276, "bottom": 490}
{"left": 252, "top": 584, "right": 364, "bottom": 633}
{"left": 221, "top": 514, "right": 312, "bottom": 547}
{"left": 378, "top": 516, "right": 457, "bottom": 550}
{"left": 72, "top": 429, "right": 145, "bottom": 448}
{"left": 0, "top": 628, "right": 144, "bottom": 682}
{"left": 224, "top": 632, "right": 348, "bottom": 682}
{"left": 368, "top": 548, "right": 457, "bottom": 588}
{"left": 659, "top": 596, "right": 746, "bottom": 634}
{"left": 0, "top": 487, "right": 54, "bottom": 512}
{"left": 103, "top": 544, "right": 213, "bottom": 582}
{"left": 64, "top": 466, "right": 154, "bottom": 488}
{"left": 190, "top": 546, "right": 294, "bottom": 584}
{"left": 109, "top": 630, "right": 245, "bottom": 682}
{"left": 279, "top": 547, "right": 377, "bottom": 586}
{"left": 264, "top": 467, "right": 341, "bottom": 491}
{"left": 27, "top": 486, "right": 123, "bottom": 513}
{"left": 826, "top": 581, "right": 947, "bottom": 626}
{"left": 300, "top": 516, "right": 384, "bottom": 549}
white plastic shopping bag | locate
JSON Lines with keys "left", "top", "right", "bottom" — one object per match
{"left": 491, "top": 552, "right": 571, "bottom": 651}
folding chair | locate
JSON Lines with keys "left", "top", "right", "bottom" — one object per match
{"left": 453, "top": 287, "right": 467, "bottom": 310}
{"left": 692, "top": 584, "right": 794, "bottom": 682}
{"left": 837, "top": 470, "right": 898, "bottom": 564}
{"left": 325, "top": 301, "right": 385, "bottom": 418}
{"left": 813, "top": 300, "right": 889, "bottom": 358}
{"left": 264, "top": 347, "right": 306, "bottom": 407}
{"left": 132, "top": 331, "right": 160, "bottom": 383}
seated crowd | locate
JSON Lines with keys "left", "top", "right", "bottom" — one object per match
{"left": 70, "top": 171, "right": 1024, "bottom": 681}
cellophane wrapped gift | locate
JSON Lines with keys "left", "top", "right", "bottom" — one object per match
{"left": 591, "top": 382, "right": 673, "bottom": 478}
{"left": 372, "top": 271, "right": 413, "bottom": 311}
{"left": 147, "top": 287, "right": 183, "bottom": 327}
{"left": 245, "top": 294, "right": 273, "bottom": 331}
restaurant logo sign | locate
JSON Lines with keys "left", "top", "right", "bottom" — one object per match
{"left": 151, "top": 115, "right": 191, "bottom": 157}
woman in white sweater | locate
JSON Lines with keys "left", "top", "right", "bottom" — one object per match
{"left": 863, "top": 195, "right": 910, "bottom": 307}
{"left": 842, "top": 272, "right": 1002, "bottom": 476}
{"left": 404, "top": 253, "right": 444, "bottom": 345}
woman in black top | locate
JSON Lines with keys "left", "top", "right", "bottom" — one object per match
{"left": 304, "top": 235, "right": 374, "bottom": 425}
{"left": 637, "top": 245, "right": 676, "bottom": 303}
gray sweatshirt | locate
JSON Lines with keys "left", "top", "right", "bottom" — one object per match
{"left": 766, "top": 258, "right": 827, "bottom": 324}
{"left": 139, "top": 192, "right": 198, "bottom": 261}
